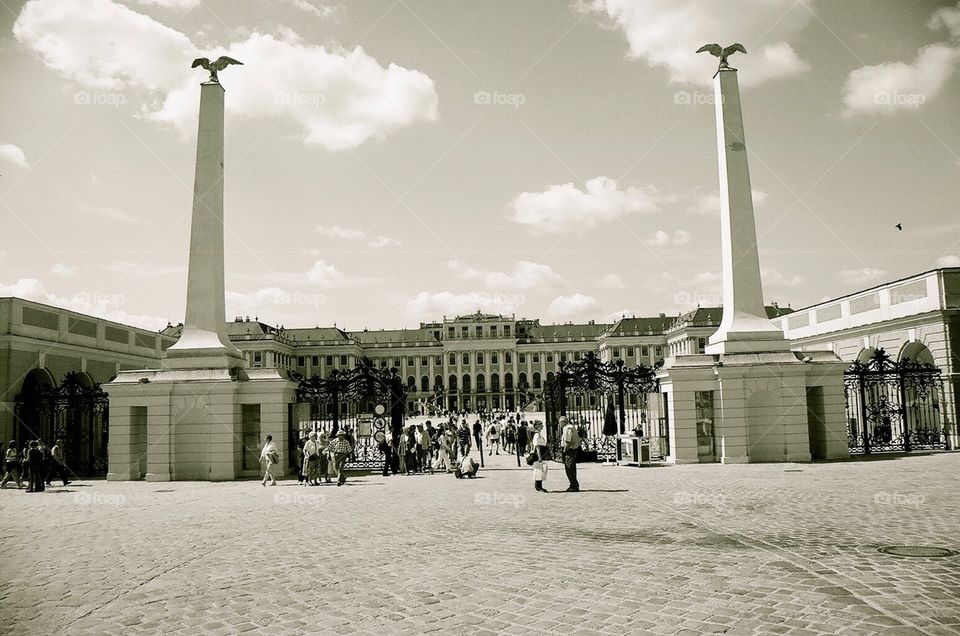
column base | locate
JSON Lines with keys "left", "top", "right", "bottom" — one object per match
{"left": 145, "top": 473, "right": 171, "bottom": 482}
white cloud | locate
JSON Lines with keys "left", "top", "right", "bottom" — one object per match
{"left": 369, "top": 235, "right": 401, "bottom": 248}
{"left": 14, "top": 0, "right": 438, "bottom": 150}
{"left": 134, "top": 0, "right": 201, "bottom": 8}
{"left": 646, "top": 229, "right": 690, "bottom": 246}
{"left": 936, "top": 255, "right": 960, "bottom": 267}
{"left": 318, "top": 226, "right": 400, "bottom": 248}
{"left": 599, "top": 273, "right": 628, "bottom": 289}
{"left": 305, "top": 259, "right": 373, "bottom": 288}
{"left": 842, "top": 44, "right": 960, "bottom": 116}
{"left": 226, "top": 286, "right": 324, "bottom": 315}
{"left": 548, "top": 293, "right": 597, "bottom": 318}
{"left": 0, "top": 143, "right": 28, "bottom": 168}
{"left": 690, "top": 189, "right": 766, "bottom": 214}
{"left": 511, "top": 176, "right": 668, "bottom": 233}
{"left": 404, "top": 291, "right": 523, "bottom": 321}
{"left": 0, "top": 278, "right": 169, "bottom": 330}
{"left": 578, "top": 0, "right": 813, "bottom": 87}
{"left": 51, "top": 264, "right": 77, "bottom": 276}
{"left": 761, "top": 268, "right": 803, "bottom": 288}
{"left": 282, "top": 0, "right": 338, "bottom": 20}
{"left": 448, "top": 260, "right": 563, "bottom": 289}
{"left": 838, "top": 267, "right": 887, "bottom": 285}
{"left": 606, "top": 308, "right": 636, "bottom": 322}
{"left": 929, "top": 2, "right": 960, "bottom": 40}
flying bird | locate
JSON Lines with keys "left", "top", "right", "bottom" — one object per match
{"left": 895, "top": 223, "right": 903, "bottom": 231}
{"left": 191, "top": 56, "right": 243, "bottom": 83}
{"left": 696, "top": 43, "right": 747, "bottom": 71}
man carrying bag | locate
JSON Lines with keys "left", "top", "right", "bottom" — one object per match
{"left": 560, "top": 416, "right": 581, "bottom": 492}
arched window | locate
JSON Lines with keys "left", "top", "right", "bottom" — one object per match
{"left": 462, "top": 374, "right": 472, "bottom": 392}
{"left": 504, "top": 372, "right": 513, "bottom": 390}
{"left": 448, "top": 375, "right": 458, "bottom": 391}
{"left": 434, "top": 375, "right": 443, "bottom": 391}
{"left": 533, "top": 372, "right": 541, "bottom": 389}
{"left": 421, "top": 375, "right": 430, "bottom": 392}
{"left": 407, "top": 376, "right": 416, "bottom": 390}
{"left": 518, "top": 372, "right": 527, "bottom": 389}
{"left": 491, "top": 373, "right": 500, "bottom": 392}
{"left": 476, "top": 373, "right": 486, "bottom": 392}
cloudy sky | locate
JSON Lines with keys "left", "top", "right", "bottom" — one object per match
{"left": 1, "top": 0, "right": 959, "bottom": 331}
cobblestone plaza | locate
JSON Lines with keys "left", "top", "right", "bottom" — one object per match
{"left": 2, "top": 452, "right": 958, "bottom": 635}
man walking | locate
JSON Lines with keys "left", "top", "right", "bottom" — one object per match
{"left": 560, "top": 416, "right": 581, "bottom": 492}
{"left": 47, "top": 438, "right": 70, "bottom": 487}
{"left": 457, "top": 420, "right": 472, "bottom": 457}
{"left": 329, "top": 430, "right": 353, "bottom": 486}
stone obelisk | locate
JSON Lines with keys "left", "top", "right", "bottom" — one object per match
{"left": 704, "top": 66, "right": 789, "bottom": 354}
{"left": 163, "top": 76, "right": 244, "bottom": 369}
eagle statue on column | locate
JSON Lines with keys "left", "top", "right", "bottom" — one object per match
{"left": 191, "top": 56, "right": 244, "bottom": 83}
{"left": 695, "top": 43, "right": 747, "bottom": 71}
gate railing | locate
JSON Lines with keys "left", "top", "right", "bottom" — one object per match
{"left": 294, "top": 357, "right": 406, "bottom": 470}
{"left": 843, "top": 348, "right": 947, "bottom": 454}
{"left": 544, "top": 353, "right": 660, "bottom": 461}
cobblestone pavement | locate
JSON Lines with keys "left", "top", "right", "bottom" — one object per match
{"left": 1, "top": 451, "right": 959, "bottom": 635}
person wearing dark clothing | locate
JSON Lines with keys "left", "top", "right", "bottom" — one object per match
{"left": 27, "top": 442, "right": 45, "bottom": 492}
{"left": 472, "top": 420, "right": 483, "bottom": 449}
{"left": 560, "top": 417, "right": 581, "bottom": 492}
{"left": 46, "top": 438, "right": 70, "bottom": 486}
{"left": 457, "top": 422, "right": 472, "bottom": 457}
{"left": 516, "top": 421, "right": 529, "bottom": 455}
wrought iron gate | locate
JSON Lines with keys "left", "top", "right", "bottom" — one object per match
{"left": 844, "top": 348, "right": 947, "bottom": 453}
{"left": 544, "top": 353, "right": 660, "bottom": 461}
{"left": 13, "top": 371, "right": 110, "bottom": 476}
{"left": 294, "top": 358, "right": 406, "bottom": 470}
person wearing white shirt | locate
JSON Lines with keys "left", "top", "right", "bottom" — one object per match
{"left": 259, "top": 435, "right": 279, "bottom": 486}
{"left": 531, "top": 422, "right": 549, "bottom": 492}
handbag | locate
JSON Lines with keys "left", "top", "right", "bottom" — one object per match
{"left": 525, "top": 451, "right": 538, "bottom": 466}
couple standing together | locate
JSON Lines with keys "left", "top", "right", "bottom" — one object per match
{"left": 530, "top": 416, "right": 581, "bottom": 493}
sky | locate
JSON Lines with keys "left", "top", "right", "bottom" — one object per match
{"left": 1, "top": 0, "right": 959, "bottom": 332}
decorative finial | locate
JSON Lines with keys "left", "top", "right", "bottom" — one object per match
{"left": 695, "top": 43, "right": 747, "bottom": 72}
{"left": 191, "top": 55, "right": 244, "bottom": 84}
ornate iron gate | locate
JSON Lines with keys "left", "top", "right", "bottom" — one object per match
{"left": 13, "top": 371, "right": 110, "bottom": 476}
{"left": 544, "top": 353, "right": 660, "bottom": 461}
{"left": 294, "top": 358, "right": 406, "bottom": 470}
{"left": 844, "top": 348, "right": 947, "bottom": 453}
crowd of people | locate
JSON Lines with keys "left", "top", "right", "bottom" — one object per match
{"left": 1, "top": 438, "right": 71, "bottom": 492}
{"left": 262, "top": 410, "right": 585, "bottom": 492}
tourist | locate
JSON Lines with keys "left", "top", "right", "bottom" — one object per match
{"left": 418, "top": 424, "right": 433, "bottom": 474}
{"left": 380, "top": 430, "right": 395, "bottom": 477}
{"left": 516, "top": 419, "right": 529, "bottom": 456}
{"left": 20, "top": 445, "right": 31, "bottom": 491}
{"left": 317, "top": 431, "right": 332, "bottom": 483}
{"left": 455, "top": 453, "right": 479, "bottom": 479}
{"left": 329, "top": 430, "right": 353, "bottom": 486}
{"left": 531, "top": 422, "right": 549, "bottom": 492}
{"left": 46, "top": 438, "right": 70, "bottom": 487}
{"left": 560, "top": 416, "right": 581, "bottom": 492}
{"left": 472, "top": 419, "right": 483, "bottom": 451}
{"left": 297, "top": 430, "right": 309, "bottom": 485}
{"left": 27, "top": 441, "right": 45, "bottom": 493}
{"left": 1, "top": 440, "right": 23, "bottom": 489}
{"left": 486, "top": 420, "right": 501, "bottom": 456}
{"left": 259, "top": 435, "right": 279, "bottom": 486}
{"left": 457, "top": 421, "right": 472, "bottom": 457}
{"left": 435, "top": 431, "right": 452, "bottom": 472}
{"left": 445, "top": 426, "right": 459, "bottom": 467}
{"left": 405, "top": 426, "right": 420, "bottom": 473}
{"left": 504, "top": 419, "right": 516, "bottom": 454}
{"left": 303, "top": 431, "right": 320, "bottom": 486}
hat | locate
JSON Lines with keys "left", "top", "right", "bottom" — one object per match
{"left": 337, "top": 429, "right": 347, "bottom": 436}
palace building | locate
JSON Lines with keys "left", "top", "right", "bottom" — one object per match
{"left": 3, "top": 266, "right": 958, "bottom": 474}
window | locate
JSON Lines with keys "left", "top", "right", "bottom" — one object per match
{"left": 297, "top": 356, "right": 305, "bottom": 367}
{"left": 448, "top": 326, "right": 455, "bottom": 339}
{"left": 491, "top": 353, "right": 498, "bottom": 364}
{"left": 560, "top": 353, "right": 567, "bottom": 363}
{"left": 505, "top": 352, "right": 512, "bottom": 364}
{"left": 641, "top": 346, "right": 649, "bottom": 358}
{"left": 655, "top": 346, "right": 663, "bottom": 357}
{"left": 253, "top": 351, "right": 263, "bottom": 367}
{"left": 477, "top": 352, "right": 484, "bottom": 364}
{"left": 533, "top": 372, "right": 542, "bottom": 389}
{"left": 340, "top": 355, "right": 347, "bottom": 366}
{"left": 462, "top": 353, "right": 470, "bottom": 365}
{"left": 325, "top": 355, "right": 333, "bottom": 366}
{"left": 476, "top": 326, "right": 483, "bottom": 338}
{"left": 312, "top": 356, "right": 319, "bottom": 367}
{"left": 574, "top": 351, "right": 581, "bottom": 361}
{"left": 627, "top": 347, "right": 634, "bottom": 357}
{"left": 421, "top": 356, "right": 428, "bottom": 366}
{"left": 504, "top": 325, "right": 511, "bottom": 337}
{"left": 435, "top": 356, "right": 442, "bottom": 365}
{"left": 241, "top": 404, "right": 261, "bottom": 471}
{"left": 407, "top": 356, "right": 414, "bottom": 366}
{"left": 533, "top": 353, "right": 540, "bottom": 363}
{"left": 461, "top": 326, "right": 469, "bottom": 338}
{"left": 393, "top": 358, "right": 401, "bottom": 367}
{"left": 613, "top": 347, "right": 621, "bottom": 358}
{"left": 546, "top": 353, "right": 553, "bottom": 363}
{"left": 421, "top": 376, "right": 430, "bottom": 391}
{"left": 449, "top": 353, "right": 456, "bottom": 365}
{"left": 519, "top": 353, "right": 526, "bottom": 364}
{"left": 490, "top": 325, "right": 498, "bottom": 337}
{"left": 379, "top": 359, "right": 387, "bottom": 368}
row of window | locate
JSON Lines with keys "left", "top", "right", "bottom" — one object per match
{"left": 446, "top": 324, "right": 513, "bottom": 340}
{"left": 404, "top": 371, "right": 551, "bottom": 393}
{"left": 609, "top": 345, "right": 664, "bottom": 359}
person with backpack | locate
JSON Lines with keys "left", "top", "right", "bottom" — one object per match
{"left": 560, "top": 416, "right": 581, "bottom": 492}
{"left": 486, "top": 421, "right": 501, "bottom": 456}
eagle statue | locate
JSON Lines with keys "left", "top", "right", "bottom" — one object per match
{"left": 191, "top": 56, "right": 243, "bottom": 84}
{"left": 695, "top": 43, "right": 747, "bottom": 71}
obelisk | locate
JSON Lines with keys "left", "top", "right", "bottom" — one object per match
{"left": 163, "top": 72, "right": 244, "bottom": 369}
{"left": 704, "top": 66, "right": 789, "bottom": 354}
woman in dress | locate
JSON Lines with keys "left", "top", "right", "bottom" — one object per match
{"left": 259, "top": 435, "right": 278, "bottom": 486}
{"left": 302, "top": 431, "right": 320, "bottom": 486}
